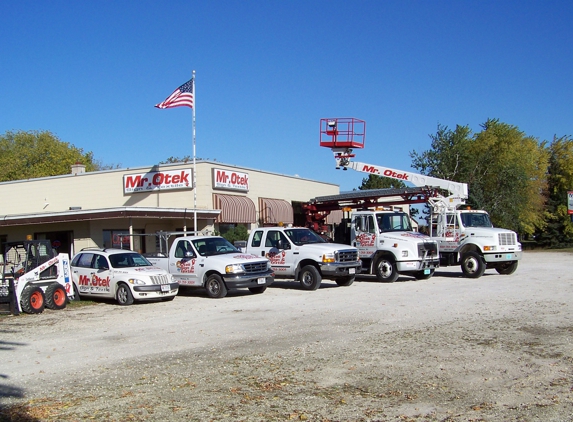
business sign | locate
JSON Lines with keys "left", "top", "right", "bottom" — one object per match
{"left": 123, "top": 169, "right": 193, "bottom": 194}
{"left": 212, "top": 168, "right": 249, "bottom": 192}
{"left": 568, "top": 191, "right": 573, "bottom": 215}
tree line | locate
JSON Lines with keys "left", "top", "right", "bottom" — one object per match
{"left": 359, "top": 119, "right": 573, "bottom": 248}
{"left": 3, "top": 124, "right": 573, "bottom": 248}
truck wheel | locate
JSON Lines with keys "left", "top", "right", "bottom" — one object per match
{"left": 20, "top": 286, "right": 45, "bottom": 314}
{"left": 45, "top": 283, "right": 67, "bottom": 310}
{"left": 461, "top": 251, "right": 486, "bottom": 278}
{"left": 496, "top": 261, "right": 518, "bottom": 275}
{"left": 375, "top": 257, "right": 399, "bottom": 282}
{"left": 299, "top": 265, "right": 321, "bottom": 290}
{"left": 249, "top": 286, "right": 267, "bottom": 294}
{"left": 205, "top": 274, "right": 228, "bottom": 298}
{"left": 116, "top": 283, "right": 134, "bottom": 305}
{"left": 335, "top": 276, "right": 355, "bottom": 286}
{"left": 414, "top": 269, "right": 435, "bottom": 280}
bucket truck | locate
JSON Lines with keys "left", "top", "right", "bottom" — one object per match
{"left": 316, "top": 118, "right": 522, "bottom": 279}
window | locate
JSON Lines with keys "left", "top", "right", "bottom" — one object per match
{"left": 73, "top": 253, "right": 95, "bottom": 268}
{"left": 174, "top": 240, "right": 193, "bottom": 258}
{"left": 103, "top": 229, "right": 144, "bottom": 251}
{"left": 251, "top": 231, "right": 263, "bottom": 248}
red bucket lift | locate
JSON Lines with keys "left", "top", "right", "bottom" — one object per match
{"left": 319, "top": 118, "right": 366, "bottom": 149}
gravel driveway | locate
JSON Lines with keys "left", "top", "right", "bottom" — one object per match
{"left": 1, "top": 251, "right": 572, "bottom": 421}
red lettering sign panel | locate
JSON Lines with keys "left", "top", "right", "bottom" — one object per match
{"left": 212, "top": 168, "right": 249, "bottom": 192}
{"left": 123, "top": 169, "right": 193, "bottom": 194}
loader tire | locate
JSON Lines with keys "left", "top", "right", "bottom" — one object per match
{"left": 20, "top": 286, "right": 45, "bottom": 314}
{"left": 45, "top": 283, "right": 67, "bottom": 310}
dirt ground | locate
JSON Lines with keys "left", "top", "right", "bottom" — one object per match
{"left": 1, "top": 251, "right": 572, "bottom": 421}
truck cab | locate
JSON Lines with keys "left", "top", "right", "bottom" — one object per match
{"left": 432, "top": 208, "right": 522, "bottom": 277}
{"left": 350, "top": 210, "right": 439, "bottom": 282}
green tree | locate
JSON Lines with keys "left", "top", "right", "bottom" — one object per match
{"left": 358, "top": 174, "right": 406, "bottom": 190}
{"left": 536, "top": 136, "right": 573, "bottom": 247}
{"left": 410, "top": 120, "right": 548, "bottom": 237}
{"left": 0, "top": 130, "right": 100, "bottom": 181}
{"left": 221, "top": 225, "right": 249, "bottom": 244}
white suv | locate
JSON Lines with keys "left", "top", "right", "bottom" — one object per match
{"left": 71, "top": 248, "right": 178, "bottom": 305}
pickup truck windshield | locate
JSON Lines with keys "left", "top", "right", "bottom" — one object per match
{"left": 109, "top": 253, "right": 153, "bottom": 268}
{"left": 284, "top": 229, "right": 325, "bottom": 246}
{"left": 192, "top": 237, "right": 239, "bottom": 257}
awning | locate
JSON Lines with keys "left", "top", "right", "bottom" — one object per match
{"left": 259, "top": 198, "right": 293, "bottom": 225}
{"left": 0, "top": 207, "right": 221, "bottom": 227}
{"left": 213, "top": 194, "right": 256, "bottom": 223}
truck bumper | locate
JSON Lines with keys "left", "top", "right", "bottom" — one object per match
{"left": 483, "top": 251, "right": 523, "bottom": 263}
{"left": 319, "top": 262, "right": 362, "bottom": 277}
{"left": 223, "top": 270, "right": 274, "bottom": 290}
{"left": 396, "top": 259, "right": 439, "bottom": 272}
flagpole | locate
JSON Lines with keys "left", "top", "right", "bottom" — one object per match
{"left": 192, "top": 70, "right": 197, "bottom": 234}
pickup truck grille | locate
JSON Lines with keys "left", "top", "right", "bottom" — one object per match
{"left": 150, "top": 274, "right": 171, "bottom": 285}
{"left": 244, "top": 261, "right": 269, "bottom": 274}
{"left": 418, "top": 241, "right": 438, "bottom": 258}
{"left": 336, "top": 250, "right": 359, "bottom": 263}
{"left": 498, "top": 233, "right": 517, "bottom": 246}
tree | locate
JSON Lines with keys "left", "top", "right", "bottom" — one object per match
{"left": 221, "top": 225, "right": 249, "bottom": 244}
{"left": 0, "top": 130, "right": 100, "bottom": 182}
{"left": 536, "top": 136, "right": 573, "bottom": 247}
{"left": 410, "top": 120, "right": 548, "bottom": 237}
{"left": 358, "top": 174, "right": 406, "bottom": 190}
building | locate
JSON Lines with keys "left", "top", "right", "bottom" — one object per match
{"left": 0, "top": 161, "right": 340, "bottom": 255}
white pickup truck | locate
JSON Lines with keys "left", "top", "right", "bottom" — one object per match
{"left": 145, "top": 235, "right": 274, "bottom": 298}
{"left": 245, "top": 226, "right": 361, "bottom": 290}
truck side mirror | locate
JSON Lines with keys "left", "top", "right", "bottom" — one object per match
{"left": 277, "top": 240, "right": 290, "bottom": 250}
{"left": 184, "top": 251, "right": 195, "bottom": 258}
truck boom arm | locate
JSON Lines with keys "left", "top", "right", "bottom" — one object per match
{"left": 338, "top": 155, "right": 469, "bottom": 199}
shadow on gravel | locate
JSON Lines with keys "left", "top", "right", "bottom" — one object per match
{"left": 268, "top": 281, "right": 339, "bottom": 290}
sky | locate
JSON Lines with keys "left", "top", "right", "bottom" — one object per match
{"left": 1, "top": 0, "right": 572, "bottom": 192}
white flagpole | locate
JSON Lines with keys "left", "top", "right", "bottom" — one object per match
{"left": 192, "top": 70, "right": 197, "bottom": 234}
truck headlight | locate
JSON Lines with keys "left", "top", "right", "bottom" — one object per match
{"left": 225, "top": 264, "right": 245, "bottom": 274}
{"left": 322, "top": 253, "right": 336, "bottom": 263}
{"left": 128, "top": 278, "right": 147, "bottom": 285}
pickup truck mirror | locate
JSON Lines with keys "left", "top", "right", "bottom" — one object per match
{"left": 277, "top": 240, "right": 290, "bottom": 250}
{"left": 184, "top": 251, "right": 196, "bottom": 258}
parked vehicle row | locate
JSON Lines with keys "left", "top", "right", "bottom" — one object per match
{"left": 3, "top": 227, "right": 362, "bottom": 313}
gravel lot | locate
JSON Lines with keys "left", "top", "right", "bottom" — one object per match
{"left": 1, "top": 251, "right": 572, "bottom": 421}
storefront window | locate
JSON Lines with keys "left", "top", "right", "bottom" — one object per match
{"left": 103, "top": 230, "right": 144, "bottom": 252}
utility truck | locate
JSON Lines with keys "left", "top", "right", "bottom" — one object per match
{"left": 306, "top": 189, "right": 440, "bottom": 282}
{"left": 245, "top": 226, "right": 361, "bottom": 289}
{"left": 313, "top": 118, "right": 522, "bottom": 279}
{"left": 0, "top": 240, "right": 73, "bottom": 314}
{"left": 144, "top": 233, "right": 274, "bottom": 298}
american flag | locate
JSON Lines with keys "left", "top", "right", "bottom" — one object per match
{"left": 155, "top": 78, "right": 194, "bottom": 109}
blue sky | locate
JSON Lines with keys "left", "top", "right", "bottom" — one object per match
{"left": 1, "top": 0, "right": 572, "bottom": 192}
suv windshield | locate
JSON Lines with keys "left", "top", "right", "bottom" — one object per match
{"left": 192, "top": 237, "right": 239, "bottom": 257}
{"left": 284, "top": 229, "right": 325, "bottom": 246}
{"left": 109, "top": 253, "right": 153, "bottom": 268}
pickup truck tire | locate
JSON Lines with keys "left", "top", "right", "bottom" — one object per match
{"left": 299, "top": 265, "right": 321, "bottom": 290}
{"left": 45, "top": 283, "right": 67, "bottom": 310}
{"left": 495, "top": 261, "right": 518, "bottom": 275}
{"left": 375, "top": 257, "right": 399, "bottom": 283}
{"left": 248, "top": 286, "right": 267, "bottom": 294}
{"left": 461, "top": 251, "right": 486, "bottom": 278}
{"left": 335, "top": 276, "right": 355, "bottom": 286}
{"left": 205, "top": 274, "right": 228, "bottom": 298}
{"left": 20, "top": 286, "right": 45, "bottom": 314}
{"left": 116, "top": 283, "right": 134, "bottom": 306}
